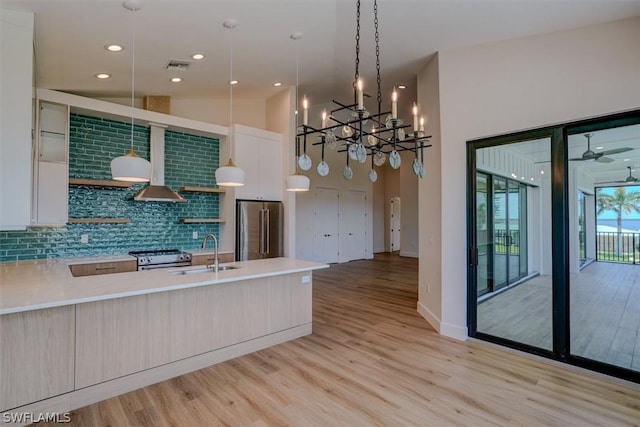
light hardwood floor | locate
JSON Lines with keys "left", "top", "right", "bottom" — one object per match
{"left": 478, "top": 261, "right": 640, "bottom": 370}
{"left": 36, "top": 254, "right": 640, "bottom": 426}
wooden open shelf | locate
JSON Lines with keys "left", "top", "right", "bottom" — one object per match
{"left": 179, "top": 218, "right": 226, "bottom": 224}
{"left": 179, "top": 186, "right": 225, "bottom": 194}
{"left": 69, "top": 178, "right": 131, "bottom": 188}
{"left": 68, "top": 218, "right": 130, "bottom": 224}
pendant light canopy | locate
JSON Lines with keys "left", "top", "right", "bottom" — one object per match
{"left": 286, "top": 31, "right": 309, "bottom": 192}
{"left": 111, "top": 0, "right": 151, "bottom": 182}
{"left": 215, "top": 18, "right": 245, "bottom": 187}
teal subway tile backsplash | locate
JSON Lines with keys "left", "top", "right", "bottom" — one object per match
{"left": 0, "top": 114, "right": 221, "bottom": 262}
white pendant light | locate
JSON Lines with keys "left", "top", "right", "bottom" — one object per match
{"left": 215, "top": 18, "right": 245, "bottom": 187}
{"left": 286, "top": 170, "right": 310, "bottom": 192}
{"left": 111, "top": 0, "right": 151, "bottom": 182}
{"left": 285, "top": 32, "right": 310, "bottom": 192}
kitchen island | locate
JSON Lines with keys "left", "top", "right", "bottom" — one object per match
{"left": 0, "top": 256, "right": 327, "bottom": 419}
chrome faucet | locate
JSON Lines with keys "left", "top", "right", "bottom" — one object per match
{"left": 201, "top": 233, "right": 219, "bottom": 273}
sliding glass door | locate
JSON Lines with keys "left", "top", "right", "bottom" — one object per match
{"left": 472, "top": 137, "right": 551, "bottom": 350}
{"left": 468, "top": 109, "right": 640, "bottom": 383}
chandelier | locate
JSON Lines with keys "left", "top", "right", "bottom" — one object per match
{"left": 295, "top": 0, "right": 431, "bottom": 183}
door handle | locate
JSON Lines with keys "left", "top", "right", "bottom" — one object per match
{"left": 264, "top": 209, "right": 271, "bottom": 254}
{"left": 259, "top": 210, "right": 265, "bottom": 255}
{"left": 348, "top": 233, "right": 354, "bottom": 236}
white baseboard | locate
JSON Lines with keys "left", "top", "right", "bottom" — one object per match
{"left": 400, "top": 251, "right": 418, "bottom": 258}
{"left": 440, "top": 322, "right": 468, "bottom": 341}
{"left": 417, "top": 301, "right": 467, "bottom": 341}
{"left": 373, "top": 247, "right": 386, "bottom": 254}
{"left": 1, "top": 324, "right": 311, "bottom": 426}
{"left": 417, "top": 301, "right": 440, "bottom": 332}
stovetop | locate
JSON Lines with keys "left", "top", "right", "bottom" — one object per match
{"left": 129, "top": 249, "right": 192, "bottom": 268}
{"left": 129, "top": 249, "right": 184, "bottom": 257}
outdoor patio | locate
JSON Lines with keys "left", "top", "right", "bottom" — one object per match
{"left": 478, "top": 261, "right": 640, "bottom": 371}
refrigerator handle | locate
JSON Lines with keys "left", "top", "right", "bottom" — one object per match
{"left": 265, "top": 209, "right": 270, "bottom": 255}
{"left": 259, "top": 209, "right": 265, "bottom": 255}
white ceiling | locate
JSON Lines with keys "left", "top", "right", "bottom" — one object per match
{"left": 503, "top": 125, "right": 640, "bottom": 184}
{"left": 3, "top": 0, "right": 640, "bottom": 110}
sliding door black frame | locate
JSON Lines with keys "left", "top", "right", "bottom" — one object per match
{"left": 467, "top": 108, "right": 640, "bottom": 383}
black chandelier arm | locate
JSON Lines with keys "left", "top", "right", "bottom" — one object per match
{"left": 336, "top": 142, "right": 432, "bottom": 155}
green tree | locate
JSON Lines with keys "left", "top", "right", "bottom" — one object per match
{"left": 596, "top": 187, "right": 640, "bottom": 256}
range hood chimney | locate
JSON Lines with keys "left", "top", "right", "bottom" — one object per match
{"left": 134, "top": 123, "right": 186, "bottom": 202}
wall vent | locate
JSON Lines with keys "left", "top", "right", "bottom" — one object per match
{"left": 165, "top": 60, "right": 191, "bottom": 71}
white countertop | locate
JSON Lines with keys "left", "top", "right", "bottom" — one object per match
{"left": 0, "top": 257, "right": 328, "bottom": 315}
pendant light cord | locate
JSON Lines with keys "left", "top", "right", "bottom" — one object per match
{"left": 229, "top": 26, "right": 233, "bottom": 129}
{"left": 295, "top": 36, "right": 299, "bottom": 130}
{"left": 130, "top": 5, "right": 136, "bottom": 150}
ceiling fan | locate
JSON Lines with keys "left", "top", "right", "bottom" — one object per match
{"left": 569, "top": 133, "right": 633, "bottom": 163}
{"left": 595, "top": 166, "right": 639, "bottom": 185}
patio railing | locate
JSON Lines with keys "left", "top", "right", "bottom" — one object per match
{"left": 596, "top": 232, "right": 640, "bottom": 264}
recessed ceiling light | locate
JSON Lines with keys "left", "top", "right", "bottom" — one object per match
{"left": 273, "top": 82, "right": 282, "bottom": 87}
{"left": 191, "top": 53, "right": 205, "bottom": 60}
{"left": 397, "top": 85, "right": 407, "bottom": 89}
{"left": 624, "top": 158, "right": 631, "bottom": 162}
{"left": 596, "top": 146, "right": 604, "bottom": 150}
{"left": 229, "top": 80, "right": 238, "bottom": 85}
{"left": 95, "top": 73, "right": 111, "bottom": 79}
{"left": 540, "top": 170, "right": 545, "bottom": 175}
{"left": 170, "top": 77, "right": 183, "bottom": 83}
{"left": 105, "top": 44, "right": 123, "bottom": 52}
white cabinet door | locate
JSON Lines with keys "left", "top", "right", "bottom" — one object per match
{"left": 313, "top": 187, "right": 339, "bottom": 263}
{"left": 259, "top": 135, "right": 283, "bottom": 201}
{"left": 233, "top": 132, "right": 263, "bottom": 200}
{"left": 232, "top": 125, "right": 282, "bottom": 201}
{"left": 33, "top": 101, "right": 68, "bottom": 225}
{"left": 36, "top": 162, "right": 68, "bottom": 225}
{"left": 346, "top": 190, "right": 367, "bottom": 261}
{"left": 0, "top": 10, "right": 33, "bottom": 230}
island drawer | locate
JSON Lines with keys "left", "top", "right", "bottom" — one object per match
{"left": 69, "top": 260, "right": 137, "bottom": 277}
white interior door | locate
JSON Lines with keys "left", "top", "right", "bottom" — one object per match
{"left": 390, "top": 196, "right": 401, "bottom": 252}
{"left": 346, "top": 190, "right": 367, "bottom": 261}
{"left": 313, "top": 188, "right": 339, "bottom": 263}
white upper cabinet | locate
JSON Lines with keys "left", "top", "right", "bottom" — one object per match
{"left": 0, "top": 9, "right": 34, "bottom": 230}
{"left": 232, "top": 124, "right": 283, "bottom": 201}
{"left": 32, "top": 101, "right": 69, "bottom": 226}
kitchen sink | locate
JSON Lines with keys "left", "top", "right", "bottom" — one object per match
{"left": 170, "top": 265, "right": 242, "bottom": 275}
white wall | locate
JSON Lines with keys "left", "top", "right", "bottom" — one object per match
{"left": 417, "top": 53, "right": 443, "bottom": 327}
{"left": 0, "top": 9, "right": 34, "bottom": 230}
{"left": 266, "top": 87, "right": 296, "bottom": 257}
{"left": 399, "top": 151, "right": 419, "bottom": 258}
{"left": 418, "top": 17, "right": 640, "bottom": 340}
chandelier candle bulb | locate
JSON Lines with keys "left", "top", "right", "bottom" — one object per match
{"left": 322, "top": 110, "right": 327, "bottom": 128}
{"left": 303, "top": 97, "right": 309, "bottom": 126}
{"left": 357, "top": 79, "right": 364, "bottom": 110}
{"left": 419, "top": 116, "right": 425, "bottom": 132}
{"left": 413, "top": 103, "right": 418, "bottom": 132}
{"left": 392, "top": 89, "right": 398, "bottom": 119}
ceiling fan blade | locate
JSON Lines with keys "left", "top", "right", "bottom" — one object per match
{"left": 569, "top": 157, "right": 588, "bottom": 161}
{"left": 595, "top": 156, "right": 615, "bottom": 164}
{"left": 602, "top": 147, "right": 633, "bottom": 155}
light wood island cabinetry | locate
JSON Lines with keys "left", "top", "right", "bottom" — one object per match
{"left": 0, "top": 306, "right": 75, "bottom": 411}
{"left": 0, "top": 257, "right": 325, "bottom": 419}
{"left": 75, "top": 273, "right": 310, "bottom": 388}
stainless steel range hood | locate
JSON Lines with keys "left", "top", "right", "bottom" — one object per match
{"left": 134, "top": 123, "right": 186, "bottom": 202}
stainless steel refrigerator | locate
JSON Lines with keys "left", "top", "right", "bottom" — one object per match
{"left": 236, "top": 200, "right": 284, "bottom": 261}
